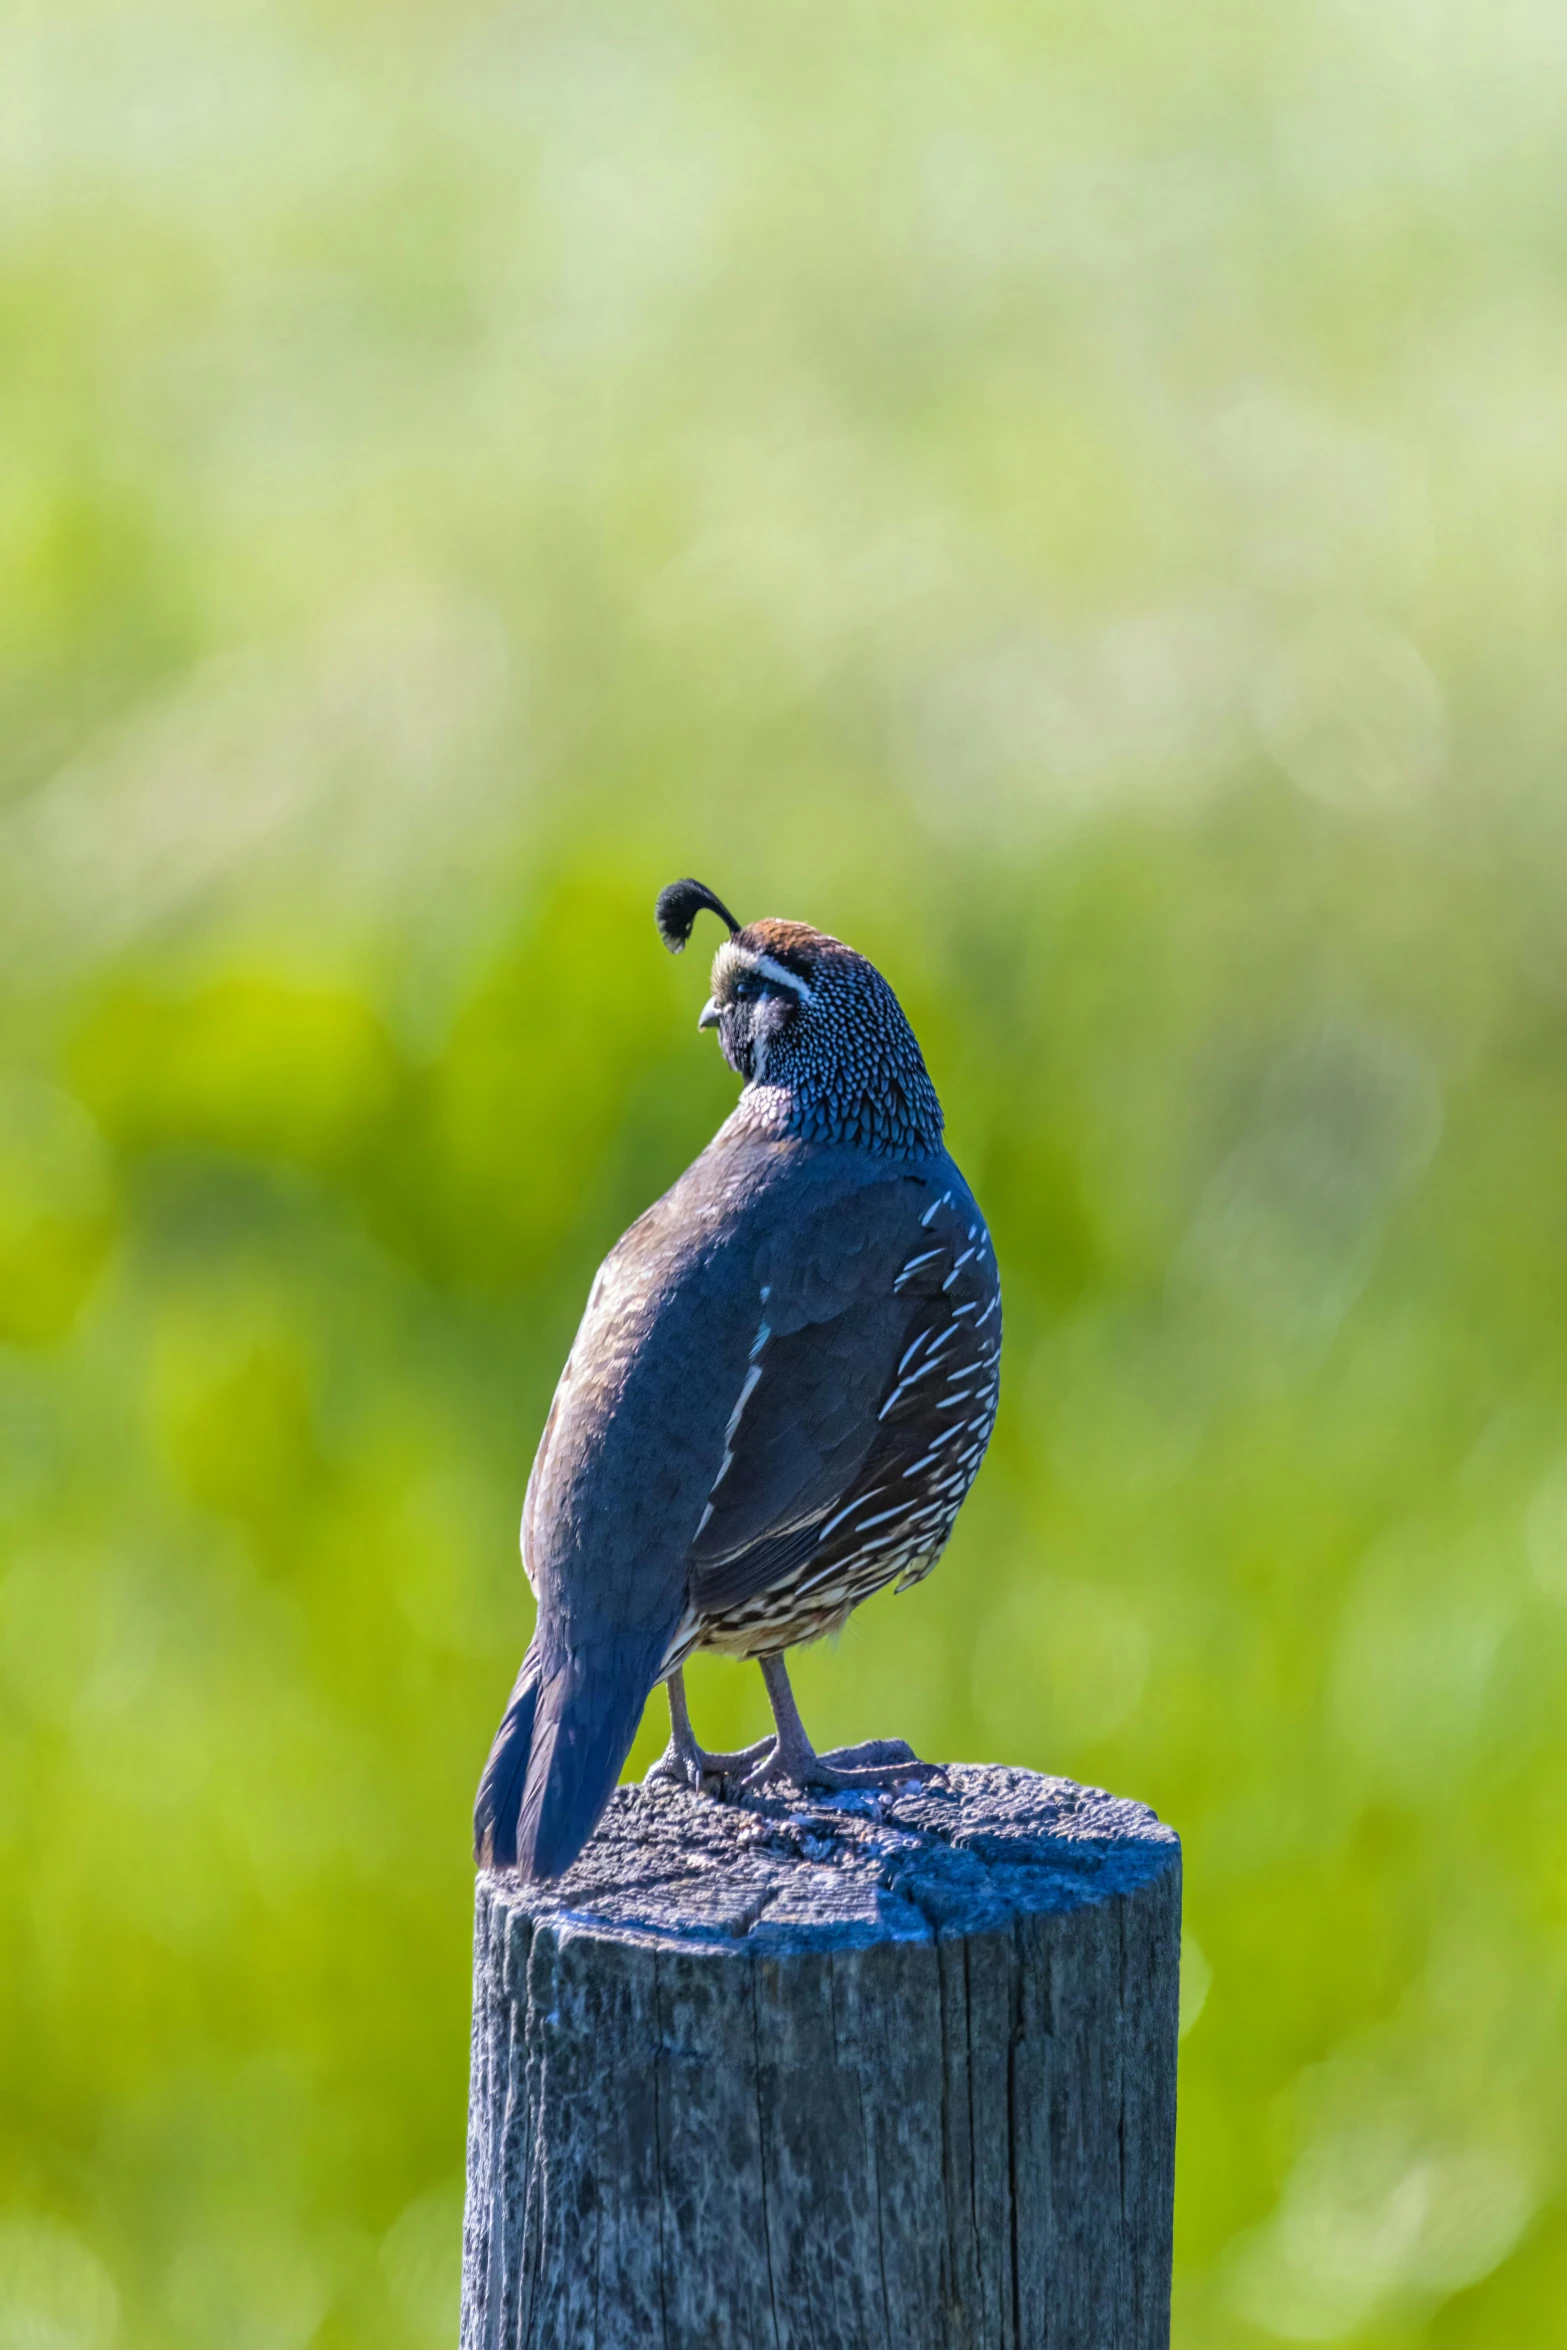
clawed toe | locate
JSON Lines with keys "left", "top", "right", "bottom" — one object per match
{"left": 644, "top": 1739, "right": 702, "bottom": 1792}
{"left": 806, "top": 1750, "right": 945, "bottom": 1791}
{"left": 820, "top": 1738, "right": 920, "bottom": 1772}
{"left": 732, "top": 1737, "right": 943, "bottom": 1796}
{"left": 728, "top": 1750, "right": 793, "bottom": 1797}
{"left": 708, "top": 1735, "right": 778, "bottom": 1772}
{"left": 646, "top": 1734, "right": 778, "bottom": 1794}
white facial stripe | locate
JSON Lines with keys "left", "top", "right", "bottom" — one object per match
{"left": 712, "top": 940, "right": 815, "bottom": 1004}
{"left": 752, "top": 954, "right": 814, "bottom": 1002}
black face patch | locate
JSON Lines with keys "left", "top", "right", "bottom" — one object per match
{"left": 716, "top": 985, "right": 796, "bottom": 1081}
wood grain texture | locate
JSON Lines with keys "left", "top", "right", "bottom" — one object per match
{"left": 462, "top": 1765, "right": 1180, "bottom": 2350}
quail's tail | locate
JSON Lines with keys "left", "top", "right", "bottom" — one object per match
{"left": 472, "top": 1633, "right": 665, "bottom": 1880}
{"left": 473, "top": 1642, "right": 545, "bottom": 1869}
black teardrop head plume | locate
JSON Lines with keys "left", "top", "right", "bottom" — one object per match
{"left": 655, "top": 877, "right": 742, "bottom": 954}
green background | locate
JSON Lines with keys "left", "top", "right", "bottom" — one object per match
{"left": 3, "top": 1, "right": 1566, "bottom": 2343}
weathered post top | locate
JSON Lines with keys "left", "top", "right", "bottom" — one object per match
{"left": 464, "top": 1765, "right": 1180, "bottom": 2350}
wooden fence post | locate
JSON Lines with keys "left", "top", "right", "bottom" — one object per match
{"left": 461, "top": 1764, "right": 1180, "bottom": 2350}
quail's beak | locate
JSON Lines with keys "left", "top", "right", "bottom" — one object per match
{"left": 698, "top": 998, "right": 721, "bottom": 1031}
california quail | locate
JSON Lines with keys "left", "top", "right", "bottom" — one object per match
{"left": 474, "top": 880, "right": 1002, "bottom": 1880}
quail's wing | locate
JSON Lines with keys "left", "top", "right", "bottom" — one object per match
{"left": 515, "top": 1155, "right": 921, "bottom": 1639}
{"left": 685, "top": 1170, "right": 1000, "bottom": 1618}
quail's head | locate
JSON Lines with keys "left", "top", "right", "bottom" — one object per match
{"left": 654, "top": 877, "right": 943, "bottom": 1154}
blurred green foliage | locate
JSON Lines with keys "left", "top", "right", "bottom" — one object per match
{"left": 4, "top": 1, "right": 1567, "bottom": 2344}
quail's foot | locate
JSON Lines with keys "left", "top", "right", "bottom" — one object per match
{"left": 645, "top": 1734, "right": 777, "bottom": 1792}
{"left": 644, "top": 1667, "right": 776, "bottom": 1792}
{"left": 736, "top": 1652, "right": 946, "bottom": 1794}
{"left": 733, "top": 1730, "right": 942, "bottom": 1796}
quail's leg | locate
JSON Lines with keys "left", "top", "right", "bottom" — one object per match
{"left": 644, "top": 1667, "right": 776, "bottom": 1791}
{"left": 734, "top": 1652, "right": 943, "bottom": 1793}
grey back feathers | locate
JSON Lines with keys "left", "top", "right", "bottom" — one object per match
{"left": 473, "top": 883, "right": 1000, "bottom": 1879}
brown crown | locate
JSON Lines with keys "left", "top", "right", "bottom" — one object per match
{"left": 736, "top": 918, "right": 854, "bottom": 972}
